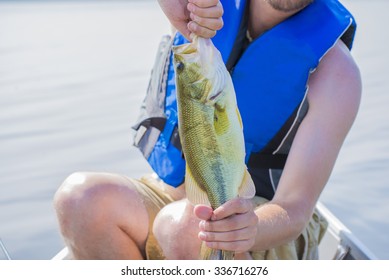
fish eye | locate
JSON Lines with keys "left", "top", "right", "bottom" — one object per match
{"left": 176, "top": 62, "right": 185, "bottom": 71}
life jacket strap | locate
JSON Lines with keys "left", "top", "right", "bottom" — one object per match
{"left": 133, "top": 117, "right": 166, "bottom": 132}
{"left": 248, "top": 153, "right": 287, "bottom": 170}
{"left": 170, "top": 126, "right": 183, "bottom": 153}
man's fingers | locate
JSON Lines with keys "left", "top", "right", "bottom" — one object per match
{"left": 189, "top": 13, "right": 224, "bottom": 31}
{"left": 199, "top": 226, "right": 257, "bottom": 242}
{"left": 187, "top": 1, "right": 224, "bottom": 18}
{"left": 212, "top": 198, "right": 254, "bottom": 220}
{"left": 199, "top": 211, "right": 257, "bottom": 232}
{"left": 186, "top": 0, "right": 223, "bottom": 38}
{"left": 193, "top": 204, "right": 213, "bottom": 220}
{"left": 189, "top": 0, "right": 220, "bottom": 9}
{"left": 187, "top": 21, "right": 217, "bottom": 39}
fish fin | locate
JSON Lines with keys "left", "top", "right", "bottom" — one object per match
{"left": 185, "top": 165, "right": 210, "bottom": 206}
{"left": 236, "top": 107, "right": 243, "bottom": 129}
{"left": 200, "top": 242, "right": 234, "bottom": 260}
{"left": 238, "top": 169, "right": 256, "bottom": 199}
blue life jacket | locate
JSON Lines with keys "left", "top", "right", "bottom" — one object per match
{"left": 133, "top": 0, "right": 356, "bottom": 199}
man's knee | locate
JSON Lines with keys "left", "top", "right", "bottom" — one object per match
{"left": 53, "top": 172, "right": 140, "bottom": 234}
{"left": 53, "top": 172, "right": 150, "bottom": 259}
{"left": 55, "top": 172, "right": 102, "bottom": 212}
{"left": 153, "top": 200, "right": 201, "bottom": 259}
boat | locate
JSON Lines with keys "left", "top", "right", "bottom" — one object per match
{"left": 316, "top": 202, "right": 377, "bottom": 260}
{"left": 51, "top": 202, "right": 377, "bottom": 260}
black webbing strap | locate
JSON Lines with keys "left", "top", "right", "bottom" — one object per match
{"left": 247, "top": 99, "right": 306, "bottom": 170}
{"left": 225, "top": 1, "right": 250, "bottom": 73}
{"left": 248, "top": 153, "right": 288, "bottom": 170}
{"left": 341, "top": 22, "right": 356, "bottom": 50}
{"left": 170, "top": 125, "right": 183, "bottom": 152}
{"left": 134, "top": 117, "right": 184, "bottom": 154}
{"left": 133, "top": 117, "right": 166, "bottom": 132}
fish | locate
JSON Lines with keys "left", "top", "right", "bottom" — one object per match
{"left": 172, "top": 36, "right": 256, "bottom": 260}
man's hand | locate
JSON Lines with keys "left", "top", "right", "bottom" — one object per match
{"left": 194, "top": 198, "right": 258, "bottom": 253}
{"left": 158, "top": 0, "right": 224, "bottom": 40}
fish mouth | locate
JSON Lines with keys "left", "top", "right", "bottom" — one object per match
{"left": 172, "top": 41, "right": 198, "bottom": 71}
{"left": 172, "top": 36, "right": 214, "bottom": 64}
{"left": 172, "top": 38, "right": 198, "bottom": 56}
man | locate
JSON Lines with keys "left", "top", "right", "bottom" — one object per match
{"left": 54, "top": 0, "right": 361, "bottom": 259}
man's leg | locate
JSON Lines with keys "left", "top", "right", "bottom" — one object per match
{"left": 53, "top": 172, "right": 149, "bottom": 259}
{"left": 153, "top": 199, "right": 202, "bottom": 259}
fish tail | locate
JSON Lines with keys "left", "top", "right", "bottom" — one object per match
{"left": 200, "top": 242, "right": 234, "bottom": 260}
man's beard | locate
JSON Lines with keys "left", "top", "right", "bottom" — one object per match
{"left": 265, "top": 0, "right": 314, "bottom": 12}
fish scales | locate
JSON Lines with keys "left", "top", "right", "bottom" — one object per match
{"left": 172, "top": 36, "right": 256, "bottom": 260}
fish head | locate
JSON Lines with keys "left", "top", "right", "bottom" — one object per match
{"left": 172, "top": 36, "right": 228, "bottom": 105}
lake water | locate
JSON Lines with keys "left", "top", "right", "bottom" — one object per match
{"left": 0, "top": 0, "right": 388, "bottom": 260}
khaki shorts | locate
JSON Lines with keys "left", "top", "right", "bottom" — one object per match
{"left": 133, "top": 174, "right": 328, "bottom": 260}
